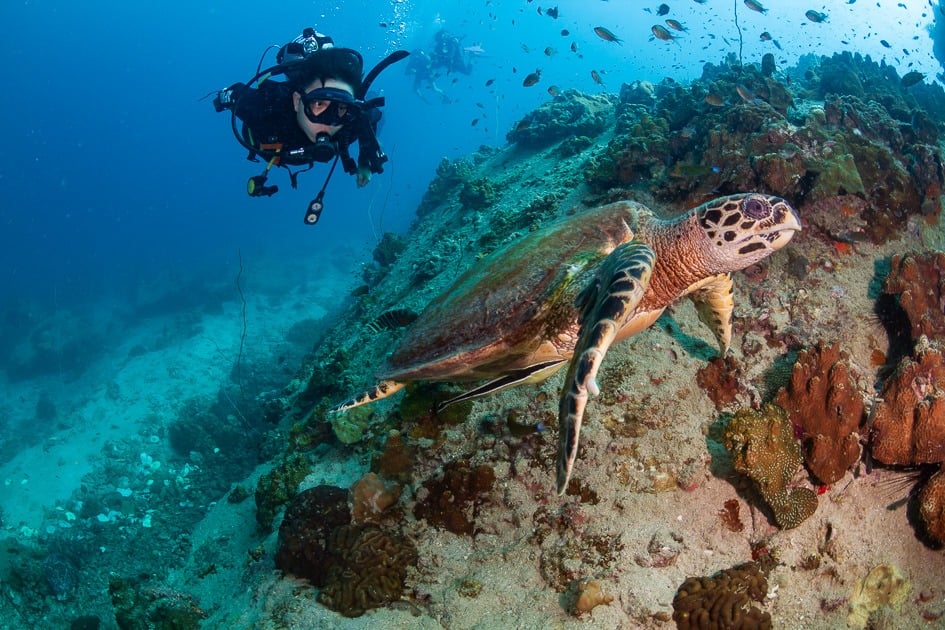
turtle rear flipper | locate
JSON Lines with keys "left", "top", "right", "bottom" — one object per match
{"left": 330, "top": 380, "right": 406, "bottom": 413}
{"left": 557, "top": 241, "right": 656, "bottom": 494}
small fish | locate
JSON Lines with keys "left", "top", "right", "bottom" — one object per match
{"left": 471, "top": 118, "right": 479, "bottom": 126}
{"left": 705, "top": 93, "right": 725, "bottom": 106}
{"left": 744, "top": 0, "right": 767, "bottom": 14}
{"left": 544, "top": 46, "right": 557, "bottom": 56}
{"left": 570, "top": 41, "right": 578, "bottom": 53}
{"left": 590, "top": 70, "right": 604, "bottom": 85}
{"left": 880, "top": 39, "right": 892, "bottom": 48}
{"left": 901, "top": 70, "right": 924, "bottom": 87}
{"left": 485, "top": 78, "right": 495, "bottom": 86}
{"left": 805, "top": 10, "right": 828, "bottom": 22}
{"left": 665, "top": 19, "right": 687, "bottom": 32}
{"left": 593, "top": 26, "right": 622, "bottom": 44}
{"left": 546, "top": 6, "right": 559, "bottom": 18}
{"left": 657, "top": 3, "right": 670, "bottom": 15}
{"left": 547, "top": 85, "right": 560, "bottom": 96}
{"left": 367, "top": 308, "right": 418, "bottom": 333}
{"left": 561, "top": 29, "right": 570, "bottom": 36}
{"left": 378, "top": 22, "right": 388, "bottom": 28}
{"left": 522, "top": 69, "right": 541, "bottom": 87}
{"left": 759, "top": 31, "right": 772, "bottom": 41}
{"left": 735, "top": 84, "right": 757, "bottom": 103}
{"left": 670, "top": 163, "right": 721, "bottom": 178}
{"left": 651, "top": 25, "right": 676, "bottom": 41}
{"left": 521, "top": 43, "right": 531, "bottom": 53}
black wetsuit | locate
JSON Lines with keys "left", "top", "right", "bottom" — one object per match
{"left": 228, "top": 79, "right": 384, "bottom": 174}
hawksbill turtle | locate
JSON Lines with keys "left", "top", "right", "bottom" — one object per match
{"left": 333, "top": 193, "right": 801, "bottom": 493}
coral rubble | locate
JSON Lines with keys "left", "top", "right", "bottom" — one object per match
{"left": 773, "top": 341, "right": 865, "bottom": 484}
{"left": 724, "top": 404, "right": 818, "bottom": 529}
{"left": 672, "top": 561, "right": 771, "bottom": 629}
{"left": 870, "top": 336, "right": 945, "bottom": 466}
{"left": 882, "top": 251, "right": 945, "bottom": 342}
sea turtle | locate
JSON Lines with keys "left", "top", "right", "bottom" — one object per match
{"left": 332, "top": 193, "right": 801, "bottom": 493}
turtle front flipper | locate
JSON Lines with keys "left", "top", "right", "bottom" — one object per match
{"left": 557, "top": 241, "right": 656, "bottom": 494}
{"left": 687, "top": 273, "right": 735, "bottom": 355}
{"left": 330, "top": 380, "right": 406, "bottom": 413}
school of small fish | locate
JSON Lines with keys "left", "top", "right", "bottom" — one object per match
{"left": 457, "top": 0, "right": 934, "bottom": 129}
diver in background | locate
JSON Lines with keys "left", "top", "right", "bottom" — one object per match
{"left": 430, "top": 29, "right": 472, "bottom": 75}
{"left": 405, "top": 49, "right": 450, "bottom": 103}
{"left": 212, "top": 27, "right": 407, "bottom": 225}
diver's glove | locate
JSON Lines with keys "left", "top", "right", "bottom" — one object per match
{"left": 212, "top": 83, "right": 245, "bottom": 112}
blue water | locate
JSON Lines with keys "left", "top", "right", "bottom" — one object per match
{"left": 1, "top": 0, "right": 941, "bottom": 312}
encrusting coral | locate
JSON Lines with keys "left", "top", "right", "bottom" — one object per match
{"left": 672, "top": 561, "right": 771, "bottom": 629}
{"left": 870, "top": 336, "right": 945, "bottom": 466}
{"left": 773, "top": 341, "right": 865, "bottom": 484}
{"left": 882, "top": 251, "right": 945, "bottom": 342}
{"left": 846, "top": 564, "right": 911, "bottom": 629}
{"left": 724, "top": 404, "right": 818, "bottom": 529}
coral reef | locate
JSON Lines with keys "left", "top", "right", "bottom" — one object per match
{"left": 846, "top": 564, "right": 911, "bottom": 629}
{"left": 109, "top": 574, "right": 206, "bottom": 630}
{"left": 506, "top": 89, "right": 614, "bottom": 149}
{"left": 274, "top": 485, "right": 418, "bottom": 618}
{"left": 274, "top": 486, "right": 351, "bottom": 585}
{"left": 413, "top": 461, "right": 496, "bottom": 536}
{"left": 672, "top": 561, "right": 771, "bottom": 629}
{"left": 416, "top": 157, "right": 474, "bottom": 217}
{"left": 459, "top": 177, "right": 498, "bottom": 211}
{"left": 696, "top": 356, "right": 743, "bottom": 410}
{"left": 882, "top": 251, "right": 945, "bottom": 341}
{"left": 254, "top": 453, "right": 311, "bottom": 530}
{"left": 773, "top": 341, "right": 865, "bottom": 484}
{"left": 371, "top": 232, "right": 407, "bottom": 269}
{"left": 918, "top": 465, "right": 945, "bottom": 544}
{"left": 870, "top": 336, "right": 945, "bottom": 466}
{"left": 724, "top": 404, "right": 818, "bottom": 529}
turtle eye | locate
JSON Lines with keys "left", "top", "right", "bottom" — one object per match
{"left": 742, "top": 196, "right": 770, "bottom": 219}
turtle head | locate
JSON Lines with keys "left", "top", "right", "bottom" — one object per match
{"left": 696, "top": 193, "right": 801, "bottom": 269}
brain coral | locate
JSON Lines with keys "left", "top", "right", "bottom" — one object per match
{"left": 774, "top": 341, "right": 865, "bottom": 484}
{"left": 724, "top": 404, "right": 818, "bottom": 529}
{"left": 274, "top": 485, "right": 417, "bottom": 617}
{"left": 672, "top": 561, "right": 771, "bottom": 629}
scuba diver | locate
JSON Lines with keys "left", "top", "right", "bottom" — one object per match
{"left": 212, "top": 27, "right": 408, "bottom": 225}
{"left": 430, "top": 29, "right": 472, "bottom": 75}
{"left": 405, "top": 49, "right": 449, "bottom": 103}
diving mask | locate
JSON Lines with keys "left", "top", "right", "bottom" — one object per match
{"left": 300, "top": 87, "right": 361, "bottom": 126}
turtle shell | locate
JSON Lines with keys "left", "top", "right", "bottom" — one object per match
{"left": 382, "top": 201, "right": 648, "bottom": 382}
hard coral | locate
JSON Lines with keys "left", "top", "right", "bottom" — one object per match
{"left": 724, "top": 404, "right": 818, "bottom": 529}
{"left": 871, "top": 336, "right": 945, "bottom": 466}
{"left": 507, "top": 89, "right": 613, "bottom": 149}
{"left": 414, "top": 461, "right": 496, "bottom": 536}
{"left": 672, "top": 561, "right": 772, "bottom": 629}
{"left": 774, "top": 341, "right": 865, "bottom": 484}
{"left": 274, "top": 485, "right": 418, "bottom": 618}
{"left": 317, "top": 524, "right": 417, "bottom": 618}
{"left": 696, "top": 356, "right": 743, "bottom": 410}
{"left": 883, "top": 251, "right": 945, "bottom": 341}
{"left": 349, "top": 472, "right": 401, "bottom": 524}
